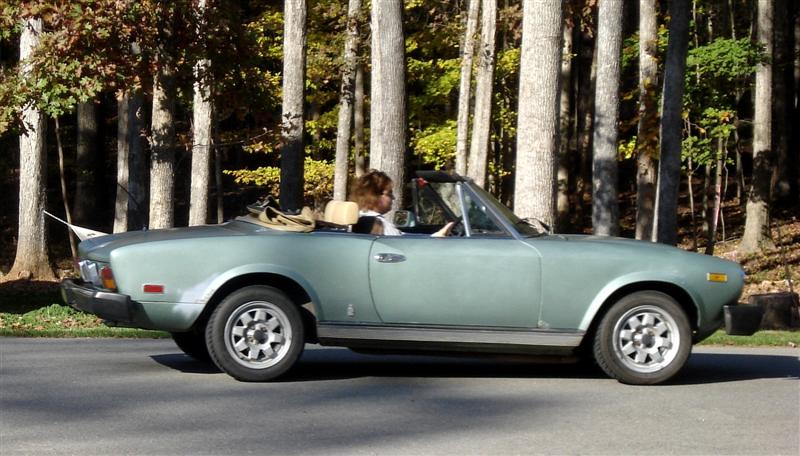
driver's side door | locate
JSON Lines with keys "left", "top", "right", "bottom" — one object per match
{"left": 368, "top": 237, "right": 541, "bottom": 327}
{"left": 368, "top": 181, "right": 542, "bottom": 328}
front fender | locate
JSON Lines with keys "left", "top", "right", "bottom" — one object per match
{"left": 577, "top": 271, "right": 704, "bottom": 331}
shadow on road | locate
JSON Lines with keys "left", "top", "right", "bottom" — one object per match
{"left": 150, "top": 354, "right": 221, "bottom": 374}
{"left": 151, "top": 347, "right": 798, "bottom": 384}
{"left": 675, "top": 352, "right": 799, "bottom": 385}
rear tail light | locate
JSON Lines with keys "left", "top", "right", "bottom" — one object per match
{"left": 100, "top": 266, "right": 117, "bottom": 291}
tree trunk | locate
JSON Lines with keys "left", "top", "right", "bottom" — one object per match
{"left": 73, "top": 102, "right": 97, "bottom": 226}
{"left": 8, "top": 17, "right": 54, "bottom": 281}
{"left": 794, "top": 3, "right": 800, "bottom": 200}
{"left": 149, "top": 8, "right": 177, "bottom": 230}
{"left": 128, "top": 92, "right": 146, "bottom": 230}
{"left": 556, "top": 20, "right": 574, "bottom": 232}
{"left": 467, "top": 0, "right": 497, "bottom": 188}
{"left": 189, "top": 0, "right": 213, "bottom": 226}
{"left": 770, "top": 0, "right": 791, "bottom": 202}
{"left": 739, "top": 0, "right": 774, "bottom": 254}
{"left": 455, "top": 0, "right": 481, "bottom": 176}
{"left": 215, "top": 146, "right": 224, "bottom": 223}
{"left": 575, "top": 22, "right": 597, "bottom": 230}
{"left": 635, "top": 0, "right": 659, "bottom": 241}
{"left": 370, "top": 0, "right": 407, "bottom": 209}
{"left": 592, "top": 0, "right": 623, "bottom": 237}
{"left": 280, "top": 0, "right": 307, "bottom": 212}
{"left": 514, "top": 0, "right": 564, "bottom": 226}
{"left": 354, "top": 64, "right": 366, "bottom": 177}
{"left": 115, "top": 91, "right": 146, "bottom": 232}
{"left": 54, "top": 118, "right": 77, "bottom": 260}
{"left": 654, "top": 0, "right": 690, "bottom": 245}
{"left": 333, "top": 0, "right": 362, "bottom": 201}
{"left": 114, "top": 93, "right": 131, "bottom": 233}
{"left": 705, "top": 139, "right": 724, "bottom": 255}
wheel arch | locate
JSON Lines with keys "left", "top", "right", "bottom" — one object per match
{"left": 192, "top": 272, "right": 319, "bottom": 343}
{"left": 579, "top": 281, "right": 699, "bottom": 350}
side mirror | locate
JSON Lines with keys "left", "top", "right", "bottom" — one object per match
{"left": 393, "top": 210, "right": 417, "bottom": 228}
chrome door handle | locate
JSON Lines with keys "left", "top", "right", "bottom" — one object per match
{"left": 373, "top": 253, "right": 406, "bottom": 263}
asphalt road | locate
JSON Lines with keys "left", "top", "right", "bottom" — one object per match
{"left": 1, "top": 338, "right": 798, "bottom": 455}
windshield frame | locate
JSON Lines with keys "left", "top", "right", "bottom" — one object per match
{"left": 463, "top": 182, "right": 544, "bottom": 238}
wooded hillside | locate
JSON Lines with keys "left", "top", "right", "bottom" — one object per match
{"left": 0, "top": 0, "right": 798, "bottom": 281}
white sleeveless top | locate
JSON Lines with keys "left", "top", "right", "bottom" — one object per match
{"left": 359, "top": 210, "right": 403, "bottom": 236}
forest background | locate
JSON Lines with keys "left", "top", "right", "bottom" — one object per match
{"left": 0, "top": 0, "right": 798, "bottom": 291}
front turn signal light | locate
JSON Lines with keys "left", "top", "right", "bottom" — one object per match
{"left": 707, "top": 272, "right": 728, "bottom": 283}
{"left": 100, "top": 266, "right": 118, "bottom": 291}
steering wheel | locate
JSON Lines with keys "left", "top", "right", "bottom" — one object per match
{"left": 448, "top": 218, "right": 465, "bottom": 237}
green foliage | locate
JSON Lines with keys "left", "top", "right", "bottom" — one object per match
{"left": 618, "top": 136, "right": 637, "bottom": 161}
{"left": 407, "top": 56, "right": 460, "bottom": 125}
{"left": 621, "top": 24, "right": 669, "bottom": 72}
{"left": 680, "top": 38, "right": 760, "bottom": 170}
{"left": 225, "top": 154, "right": 335, "bottom": 209}
{"left": 681, "top": 107, "right": 736, "bottom": 168}
{"left": 412, "top": 120, "right": 456, "bottom": 170}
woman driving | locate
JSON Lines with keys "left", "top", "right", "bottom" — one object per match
{"left": 349, "top": 170, "right": 452, "bottom": 236}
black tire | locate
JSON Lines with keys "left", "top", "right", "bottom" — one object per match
{"left": 593, "top": 291, "right": 692, "bottom": 385}
{"left": 206, "top": 285, "right": 304, "bottom": 382}
{"left": 171, "top": 329, "right": 211, "bottom": 362}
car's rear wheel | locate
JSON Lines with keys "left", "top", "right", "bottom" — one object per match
{"left": 206, "top": 285, "right": 304, "bottom": 382}
{"left": 593, "top": 291, "right": 691, "bottom": 385}
{"left": 171, "top": 329, "right": 211, "bottom": 362}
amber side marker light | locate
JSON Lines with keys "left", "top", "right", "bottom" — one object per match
{"left": 707, "top": 273, "right": 728, "bottom": 283}
{"left": 100, "top": 266, "right": 117, "bottom": 290}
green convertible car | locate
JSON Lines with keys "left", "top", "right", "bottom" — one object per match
{"left": 61, "top": 171, "right": 761, "bottom": 385}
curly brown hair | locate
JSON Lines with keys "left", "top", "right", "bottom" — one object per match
{"left": 349, "top": 170, "right": 393, "bottom": 211}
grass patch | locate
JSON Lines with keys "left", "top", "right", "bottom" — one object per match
{"left": 0, "top": 328, "right": 169, "bottom": 338}
{"left": 0, "top": 303, "right": 168, "bottom": 338}
{"left": 699, "top": 330, "right": 800, "bottom": 347}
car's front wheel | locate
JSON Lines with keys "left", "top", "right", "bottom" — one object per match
{"left": 593, "top": 291, "right": 691, "bottom": 385}
{"left": 206, "top": 285, "right": 304, "bottom": 381}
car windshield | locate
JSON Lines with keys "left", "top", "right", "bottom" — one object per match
{"left": 468, "top": 184, "right": 543, "bottom": 237}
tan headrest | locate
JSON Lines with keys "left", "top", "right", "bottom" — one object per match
{"left": 324, "top": 200, "right": 359, "bottom": 225}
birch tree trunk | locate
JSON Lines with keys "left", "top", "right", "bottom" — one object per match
{"left": 514, "top": 0, "right": 564, "bottom": 226}
{"left": 739, "top": 0, "right": 774, "bottom": 254}
{"left": 74, "top": 102, "right": 97, "bottom": 226}
{"left": 654, "top": 0, "right": 690, "bottom": 245}
{"left": 467, "top": 0, "right": 497, "bottom": 188}
{"left": 149, "top": 6, "right": 177, "bottom": 230}
{"left": 189, "top": 0, "right": 213, "bottom": 226}
{"left": 280, "top": 0, "right": 307, "bottom": 212}
{"left": 333, "top": 0, "right": 362, "bottom": 201}
{"left": 591, "top": 0, "right": 623, "bottom": 237}
{"left": 8, "top": 17, "right": 54, "bottom": 281}
{"left": 455, "top": 0, "right": 481, "bottom": 176}
{"left": 635, "top": 0, "right": 659, "bottom": 241}
{"left": 370, "top": 0, "right": 407, "bottom": 209}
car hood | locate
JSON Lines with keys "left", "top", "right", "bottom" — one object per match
{"left": 525, "top": 233, "right": 742, "bottom": 271}
{"left": 79, "top": 221, "right": 255, "bottom": 261}
{"left": 550, "top": 234, "right": 680, "bottom": 252}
